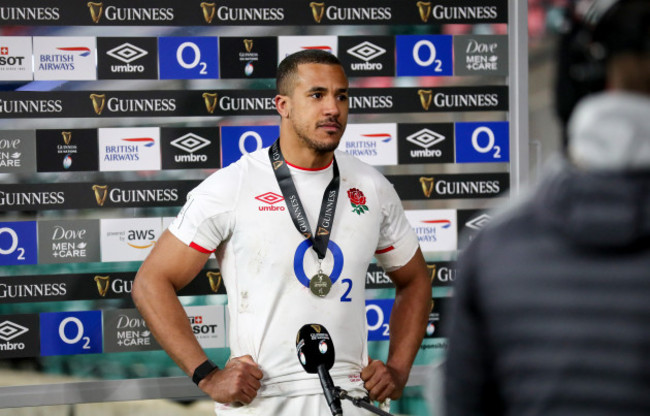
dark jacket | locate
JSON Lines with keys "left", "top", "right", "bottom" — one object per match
{"left": 444, "top": 160, "right": 650, "bottom": 416}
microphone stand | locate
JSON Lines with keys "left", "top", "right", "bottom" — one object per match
{"left": 334, "top": 387, "right": 395, "bottom": 416}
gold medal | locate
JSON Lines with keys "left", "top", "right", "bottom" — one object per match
{"left": 310, "top": 272, "right": 332, "bottom": 297}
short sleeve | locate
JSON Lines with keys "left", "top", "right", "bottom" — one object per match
{"left": 374, "top": 176, "right": 419, "bottom": 272}
{"left": 168, "top": 163, "right": 241, "bottom": 253}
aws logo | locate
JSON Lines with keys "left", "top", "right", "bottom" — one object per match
{"left": 126, "top": 229, "right": 156, "bottom": 249}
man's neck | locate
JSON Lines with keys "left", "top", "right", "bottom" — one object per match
{"left": 278, "top": 136, "right": 334, "bottom": 170}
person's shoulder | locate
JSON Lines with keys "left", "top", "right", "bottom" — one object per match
{"left": 335, "top": 150, "right": 386, "bottom": 179}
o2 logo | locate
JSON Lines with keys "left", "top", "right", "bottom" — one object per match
{"left": 395, "top": 35, "right": 453, "bottom": 76}
{"left": 366, "top": 299, "right": 394, "bottom": 341}
{"left": 40, "top": 311, "right": 102, "bottom": 356}
{"left": 455, "top": 121, "right": 509, "bottom": 163}
{"left": 0, "top": 222, "right": 37, "bottom": 266}
{"left": 159, "top": 37, "right": 219, "bottom": 79}
{"left": 220, "top": 125, "right": 278, "bottom": 167}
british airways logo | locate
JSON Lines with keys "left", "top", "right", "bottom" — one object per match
{"left": 122, "top": 138, "right": 155, "bottom": 147}
{"left": 56, "top": 47, "right": 91, "bottom": 57}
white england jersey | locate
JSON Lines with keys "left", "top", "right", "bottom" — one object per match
{"left": 169, "top": 147, "right": 418, "bottom": 397}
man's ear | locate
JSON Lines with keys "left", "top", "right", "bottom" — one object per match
{"left": 274, "top": 94, "right": 290, "bottom": 118}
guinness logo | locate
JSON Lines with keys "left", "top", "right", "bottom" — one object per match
{"left": 92, "top": 184, "right": 108, "bottom": 206}
{"left": 303, "top": 232, "right": 312, "bottom": 239}
{"left": 94, "top": 275, "right": 110, "bottom": 297}
{"left": 427, "top": 264, "right": 436, "bottom": 284}
{"left": 202, "top": 92, "right": 218, "bottom": 114}
{"left": 90, "top": 93, "right": 106, "bottom": 115}
{"left": 419, "top": 177, "right": 434, "bottom": 198}
{"left": 311, "top": 324, "right": 322, "bottom": 333}
{"left": 61, "top": 131, "right": 72, "bottom": 145}
{"left": 244, "top": 39, "right": 254, "bottom": 53}
{"left": 416, "top": 1, "right": 432, "bottom": 22}
{"left": 418, "top": 89, "right": 433, "bottom": 111}
{"left": 316, "top": 227, "right": 329, "bottom": 236}
{"left": 206, "top": 271, "right": 222, "bottom": 293}
{"left": 272, "top": 160, "right": 284, "bottom": 170}
{"left": 87, "top": 2, "right": 104, "bottom": 24}
{"left": 310, "top": 2, "right": 325, "bottom": 23}
{"left": 200, "top": 2, "right": 216, "bottom": 24}
{"left": 430, "top": 299, "right": 435, "bottom": 314}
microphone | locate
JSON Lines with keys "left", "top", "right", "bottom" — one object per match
{"left": 296, "top": 324, "right": 343, "bottom": 416}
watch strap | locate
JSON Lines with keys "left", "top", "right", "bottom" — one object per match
{"left": 192, "top": 359, "right": 219, "bottom": 386}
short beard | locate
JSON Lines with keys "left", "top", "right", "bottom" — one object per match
{"left": 296, "top": 132, "right": 340, "bottom": 154}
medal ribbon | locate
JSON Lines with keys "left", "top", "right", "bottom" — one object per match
{"left": 269, "top": 139, "right": 339, "bottom": 260}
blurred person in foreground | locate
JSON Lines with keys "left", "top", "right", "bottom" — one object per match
{"left": 445, "top": 0, "right": 650, "bottom": 415}
{"left": 132, "top": 50, "right": 430, "bottom": 415}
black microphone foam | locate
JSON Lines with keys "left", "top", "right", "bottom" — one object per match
{"left": 296, "top": 324, "right": 342, "bottom": 416}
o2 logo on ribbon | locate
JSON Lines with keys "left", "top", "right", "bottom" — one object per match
{"left": 40, "top": 311, "right": 102, "bottom": 356}
{"left": 395, "top": 35, "right": 453, "bottom": 76}
{"left": 455, "top": 121, "right": 509, "bottom": 163}
{"left": 220, "top": 125, "right": 279, "bottom": 168}
{"left": 293, "top": 239, "right": 353, "bottom": 302}
{"left": 366, "top": 298, "right": 394, "bottom": 341}
{"left": 159, "top": 37, "right": 219, "bottom": 79}
{"left": 0, "top": 222, "right": 37, "bottom": 266}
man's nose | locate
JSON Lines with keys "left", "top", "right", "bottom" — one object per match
{"left": 322, "top": 95, "right": 341, "bottom": 116}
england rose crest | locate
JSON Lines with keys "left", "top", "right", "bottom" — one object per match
{"left": 347, "top": 188, "right": 369, "bottom": 215}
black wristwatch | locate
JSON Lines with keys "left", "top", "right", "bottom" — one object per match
{"left": 192, "top": 359, "right": 219, "bottom": 386}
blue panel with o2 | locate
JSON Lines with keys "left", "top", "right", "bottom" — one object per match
{"left": 366, "top": 298, "right": 394, "bottom": 341}
{"left": 0, "top": 221, "right": 38, "bottom": 266}
{"left": 40, "top": 311, "right": 103, "bottom": 356}
{"left": 395, "top": 35, "right": 453, "bottom": 76}
{"left": 455, "top": 121, "right": 510, "bottom": 163}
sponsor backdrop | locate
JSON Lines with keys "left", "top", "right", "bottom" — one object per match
{"left": 0, "top": 2, "right": 515, "bottom": 414}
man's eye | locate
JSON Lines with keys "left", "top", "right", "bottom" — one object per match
{"left": 338, "top": 95, "right": 348, "bottom": 101}
{"left": 311, "top": 92, "right": 323, "bottom": 98}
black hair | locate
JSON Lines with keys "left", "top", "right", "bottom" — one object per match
{"left": 276, "top": 50, "right": 344, "bottom": 96}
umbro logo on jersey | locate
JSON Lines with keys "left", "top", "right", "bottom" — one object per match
{"left": 255, "top": 192, "right": 285, "bottom": 211}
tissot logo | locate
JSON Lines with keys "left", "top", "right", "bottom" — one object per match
{"left": 0, "top": 37, "right": 32, "bottom": 81}
{"left": 185, "top": 305, "right": 226, "bottom": 349}
{"left": 309, "top": 2, "right": 391, "bottom": 23}
{"left": 255, "top": 192, "right": 285, "bottom": 212}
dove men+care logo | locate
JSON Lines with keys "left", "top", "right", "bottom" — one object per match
{"left": 37, "top": 220, "right": 100, "bottom": 264}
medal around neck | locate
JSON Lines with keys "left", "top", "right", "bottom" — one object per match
{"left": 310, "top": 271, "right": 332, "bottom": 297}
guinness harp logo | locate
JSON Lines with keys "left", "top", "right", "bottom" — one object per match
{"left": 200, "top": 2, "right": 216, "bottom": 24}
{"left": 311, "top": 324, "right": 322, "bottom": 333}
{"left": 272, "top": 160, "right": 284, "bottom": 170}
{"left": 430, "top": 299, "right": 435, "bottom": 314}
{"left": 87, "top": 2, "right": 104, "bottom": 24}
{"left": 416, "top": 1, "right": 432, "bottom": 22}
{"left": 206, "top": 271, "right": 222, "bottom": 293}
{"left": 92, "top": 184, "right": 109, "bottom": 206}
{"left": 427, "top": 264, "right": 436, "bottom": 284}
{"left": 310, "top": 2, "right": 325, "bottom": 23}
{"left": 243, "top": 39, "right": 254, "bottom": 53}
{"left": 94, "top": 275, "right": 110, "bottom": 297}
{"left": 90, "top": 93, "right": 107, "bottom": 115}
{"left": 419, "top": 177, "right": 434, "bottom": 198}
{"left": 61, "top": 131, "right": 72, "bottom": 145}
{"left": 202, "top": 92, "right": 218, "bottom": 114}
{"left": 418, "top": 89, "right": 433, "bottom": 111}
{"left": 316, "top": 227, "right": 329, "bottom": 236}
